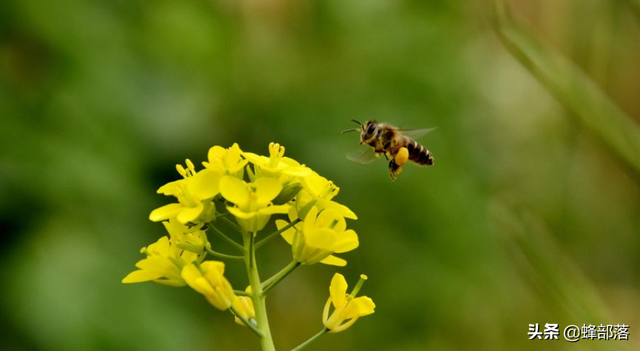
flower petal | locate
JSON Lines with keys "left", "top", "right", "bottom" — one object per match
{"left": 146, "top": 236, "right": 172, "bottom": 256}
{"left": 201, "top": 261, "right": 226, "bottom": 276}
{"left": 189, "top": 169, "right": 221, "bottom": 199}
{"left": 316, "top": 208, "right": 345, "bottom": 232}
{"left": 302, "top": 172, "right": 330, "bottom": 197}
{"left": 323, "top": 201, "right": 358, "bottom": 220}
{"left": 136, "top": 256, "right": 179, "bottom": 279}
{"left": 330, "top": 273, "right": 348, "bottom": 307}
{"left": 303, "top": 206, "right": 319, "bottom": 234}
{"left": 154, "top": 279, "right": 187, "bottom": 287}
{"left": 149, "top": 203, "right": 183, "bottom": 222}
{"left": 176, "top": 202, "right": 204, "bottom": 224}
{"left": 254, "top": 177, "right": 282, "bottom": 206}
{"left": 259, "top": 204, "right": 290, "bottom": 215}
{"left": 342, "top": 296, "right": 376, "bottom": 319}
{"left": 182, "top": 264, "right": 216, "bottom": 296}
{"left": 162, "top": 219, "right": 186, "bottom": 238}
{"left": 227, "top": 206, "right": 256, "bottom": 220}
{"left": 157, "top": 180, "right": 181, "bottom": 195}
{"left": 242, "top": 152, "right": 267, "bottom": 165}
{"left": 282, "top": 165, "right": 312, "bottom": 177}
{"left": 207, "top": 146, "right": 226, "bottom": 163}
{"left": 333, "top": 229, "right": 359, "bottom": 253}
{"left": 320, "top": 255, "right": 347, "bottom": 267}
{"left": 305, "top": 228, "right": 337, "bottom": 250}
{"left": 226, "top": 143, "right": 243, "bottom": 165}
{"left": 122, "top": 270, "right": 163, "bottom": 283}
{"left": 220, "top": 176, "right": 249, "bottom": 206}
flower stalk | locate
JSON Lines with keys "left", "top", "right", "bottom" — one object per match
{"left": 255, "top": 218, "right": 302, "bottom": 249}
{"left": 205, "top": 247, "right": 244, "bottom": 260}
{"left": 244, "top": 231, "right": 276, "bottom": 351}
{"left": 230, "top": 305, "right": 263, "bottom": 338}
{"left": 209, "top": 224, "right": 245, "bottom": 252}
{"left": 291, "top": 329, "right": 328, "bottom": 351}
{"left": 262, "top": 260, "right": 301, "bottom": 296}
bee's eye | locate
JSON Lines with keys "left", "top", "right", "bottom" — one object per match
{"left": 366, "top": 124, "right": 376, "bottom": 134}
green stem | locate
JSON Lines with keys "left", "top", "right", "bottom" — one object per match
{"left": 243, "top": 232, "right": 276, "bottom": 351}
{"left": 256, "top": 219, "right": 301, "bottom": 249}
{"left": 229, "top": 305, "right": 263, "bottom": 337}
{"left": 291, "top": 329, "right": 328, "bottom": 351}
{"left": 209, "top": 224, "right": 245, "bottom": 252}
{"left": 215, "top": 211, "right": 231, "bottom": 218}
{"left": 205, "top": 247, "right": 244, "bottom": 260}
{"left": 234, "top": 290, "right": 252, "bottom": 297}
{"left": 262, "top": 261, "right": 301, "bottom": 296}
{"left": 222, "top": 217, "right": 244, "bottom": 233}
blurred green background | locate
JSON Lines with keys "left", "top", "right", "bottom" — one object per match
{"left": 1, "top": 0, "right": 639, "bottom": 350}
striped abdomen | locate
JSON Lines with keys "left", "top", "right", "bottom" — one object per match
{"left": 404, "top": 138, "right": 434, "bottom": 166}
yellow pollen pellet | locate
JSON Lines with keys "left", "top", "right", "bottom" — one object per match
{"left": 395, "top": 147, "right": 409, "bottom": 166}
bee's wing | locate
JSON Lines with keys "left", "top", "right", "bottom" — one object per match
{"left": 346, "top": 146, "right": 377, "bottom": 164}
{"left": 398, "top": 127, "right": 437, "bottom": 140}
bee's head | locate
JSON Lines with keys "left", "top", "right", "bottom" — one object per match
{"left": 360, "top": 120, "right": 378, "bottom": 143}
{"left": 342, "top": 119, "right": 378, "bottom": 143}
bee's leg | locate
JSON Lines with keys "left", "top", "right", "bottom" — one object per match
{"left": 387, "top": 147, "right": 409, "bottom": 181}
{"left": 388, "top": 159, "right": 402, "bottom": 181}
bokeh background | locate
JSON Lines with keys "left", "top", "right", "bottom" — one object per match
{"left": 1, "top": 0, "right": 640, "bottom": 350}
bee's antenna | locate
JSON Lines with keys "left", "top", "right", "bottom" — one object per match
{"left": 341, "top": 128, "right": 360, "bottom": 134}
{"left": 342, "top": 119, "right": 363, "bottom": 134}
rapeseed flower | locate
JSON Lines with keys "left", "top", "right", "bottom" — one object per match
{"left": 182, "top": 261, "right": 236, "bottom": 311}
{"left": 122, "top": 235, "right": 197, "bottom": 287}
{"left": 232, "top": 288, "right": 256, "bottom": 327}
{"left": 243, "top": 142, "right": 311, "bottom": 179}
{"left": 163, "top": 218, "right": 208, "bottom": 254}
{"left": 203, "top": 143, "right": 248, "bottom": 177}
{"left": 295, "top": 172, "right": 357, "bottom": 220}
{"left": 277, "top": 206, "right": 358, "bottom": 266}
{"left": 220, "top": 175, "right": 289, "bottom": 232}
{"left": 149, "top": 160, "right": 221, "bottom": 224}
{"left": 323, "top": 273, "right": 375, "bottom": 332}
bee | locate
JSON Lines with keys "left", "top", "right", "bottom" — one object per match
{"left": 342, "top": 119, "right": 435, "bottom": 180}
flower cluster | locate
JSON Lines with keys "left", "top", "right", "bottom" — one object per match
{"left": 123, "top": 143, "right": 375, "bottom": 350}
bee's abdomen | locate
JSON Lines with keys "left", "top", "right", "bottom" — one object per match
{"left": 406, "top": 139, "right": 434, "bottom": 166}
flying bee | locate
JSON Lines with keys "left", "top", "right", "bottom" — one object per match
{"left": 342, "top": 120, "right": 435, "bottom": 180}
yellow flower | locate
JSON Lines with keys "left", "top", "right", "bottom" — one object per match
{"left": 276, "top": 206, "right": 358, "bottom": 266}
{"left": 232, "top": 287, "right": 256, "bottom": 327}
{"left": 149, "top": 160, "right": 222, "bottom": 225}
{"left": 323, "top": 273, "right": 375, "bottom": 333}
{"left": 220, "top": 175, "right": 290, "bottom": 232}
{"left": 163, "top": 218, "right": 208, "bottom": 254}
{"left": 122, "top": 235, "right": 197, "bottom": 287}
{"left": 182, "top": 261, "right": 236, "bottom": 311}
{"left": 296, "top": 172, "right": 357, "bottom": 220}
{"left": 243, "top": 142, "right": 311, "bottom": 179}
{"left": 203, "top": 143, "right": 249, "bottom": 177}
